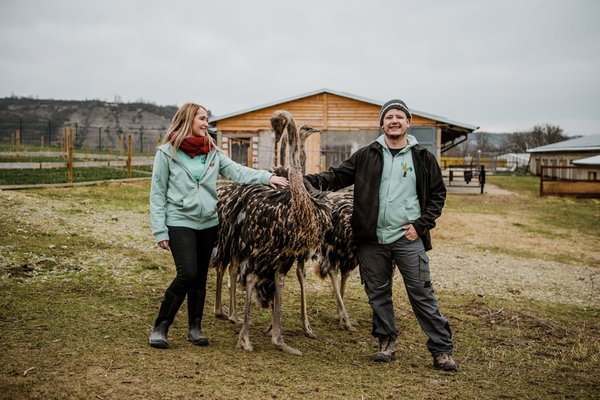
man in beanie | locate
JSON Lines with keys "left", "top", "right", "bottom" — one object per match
{"left": 305, "top": 99, "right": 456, "bottom": 371}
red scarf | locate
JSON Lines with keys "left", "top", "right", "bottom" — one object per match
{"left": 179, "top": 136, "right": 211, "bottom": 158}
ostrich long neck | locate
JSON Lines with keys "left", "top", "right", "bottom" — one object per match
{"left": 286, "top": 120, "right": 319, "bottom": 242}
{"left": 274, "top": 119, "right": 302, "bottom": 170}
{"left": 286, "top": 120, "right": 301, "bottom": 171}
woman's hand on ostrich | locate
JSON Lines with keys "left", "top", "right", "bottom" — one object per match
{"left": 269, "top": 175, "right": 289, "bottom": 188}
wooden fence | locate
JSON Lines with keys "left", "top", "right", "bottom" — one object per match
{"left": 540, "top": 166, "right": 600, "bottom": 198}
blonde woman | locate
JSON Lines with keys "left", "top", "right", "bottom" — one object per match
{"left": 148, "top": 103, "right": 287, "bottom": 349}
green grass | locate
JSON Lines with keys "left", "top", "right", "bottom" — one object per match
{"left": 487, "top": 174, "right": 540, "bottom": 195}
{"left": 0, "top": 167, "right": 151, "bottom": 185}
{"left": 451, "top": 175, "right": 600, "bottom": 237}
{"left": 0, "top": 144, "right": 64, "bottom": 153}
{"left": 0, "top": 177, "right": 599, "bottom": 399}
{"left": 0, "top": 155, "right": 118, "bottom": 162}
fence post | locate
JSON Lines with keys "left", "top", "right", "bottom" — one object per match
{"left": 15, "top": 129, "right": 20, "bottom": 153}
{"left": 127, "top": 134, "right": 132, "bottom": 178}
{"left": 63, "top": 127, "right": 68, "bottom": 156}
{"left": 539, "top": 166, "right": 544, "bottom": 197}
{"left": 119, "top": 135, "right": 125, "bottom": 157}
{"left": 40, "top": 136, "right": 44, "bottom": 151}
{"left": 67, "top": 127, "right": 74, "bottom": 184}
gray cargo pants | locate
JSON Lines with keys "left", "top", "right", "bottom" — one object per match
{"left": 358, "top": 236, "right": 453, "bottom": 355}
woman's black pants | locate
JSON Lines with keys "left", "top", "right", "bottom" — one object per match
{"left": 153, "top": 225, "right": 218, "bottom": 327}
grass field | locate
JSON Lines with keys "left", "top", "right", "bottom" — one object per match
{"left": 0, "top": 167, "right": 152, "bottom": 185}
{"left": 0, "top": 176, "right": 598, "bottom": 399}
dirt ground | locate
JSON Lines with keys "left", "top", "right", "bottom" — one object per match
{"left": 1, "top": 182, "right": 598, "bottom": 308}
{"left": 0, "top": 181, "right": 598, "bottom": 399}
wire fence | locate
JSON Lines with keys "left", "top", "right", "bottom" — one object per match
{"left": 0, "top": 119, "right": 165, "bottom": 155}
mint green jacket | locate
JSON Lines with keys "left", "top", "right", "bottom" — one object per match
{"left": 150, "top": 143, "right": 272, "bottom": 243}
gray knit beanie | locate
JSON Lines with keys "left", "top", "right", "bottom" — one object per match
{"left": 379, "top": 99, "right": 412, "bottom": 126}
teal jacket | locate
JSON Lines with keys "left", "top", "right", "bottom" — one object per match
{"left": 376, "top": 135, "right": 421, "bottom": 244}
{"left": 150, "top": 143, "right": 272, "bottom": 243}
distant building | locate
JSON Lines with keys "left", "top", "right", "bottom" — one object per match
{"left": 210, "top": 88, "right": 478, "bottom": 173}
{"left": 527, "top": 134, "right": 600, "bottom": 180}
{"left": 495, "top": 153, "right": 530, "bottom": 172}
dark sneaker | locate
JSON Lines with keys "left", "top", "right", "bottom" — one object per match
{"left": 372, "top": 336, "right": 396, "bottom": 363}
{"left": 433, "top": 353, "right": 458, "bottom": 371}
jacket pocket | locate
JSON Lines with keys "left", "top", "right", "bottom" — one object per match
{"left": 181, "top": 193, "right": 202, "bottom": 212}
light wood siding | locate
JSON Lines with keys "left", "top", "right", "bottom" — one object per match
{"left": 304, "top": 132, "right": 321, "bottom": 174}
{"left": 215, "top": 93, "right": 438, "bottom": 131}
{"left": 215, "top": 91, "right": 443, "bottom": 172}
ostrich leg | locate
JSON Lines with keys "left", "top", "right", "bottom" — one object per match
{"left": 227, "top": 264, "right": 241, "bottom": 324}
{"left": 329, "top": 270, "right": 356, "bottom": 331}
{"left": 214, "top": 265, "right": 226, "bottom": 319}
{"left": 237, "top": 273, "right": 257, "bottom": 351}
{"left": 272, "top": 270, "right": 302, "bottom": 355}
{"left": 296, "top": 258, "right": 317, "bottom": 339}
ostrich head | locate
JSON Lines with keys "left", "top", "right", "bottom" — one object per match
{"left": 271, "top": 110, "right": 301, "bottom": 169}
{"left": 298, "top": 125, "right": 320, "bottom": 174}
{"left": 271, "top": 112, "right": 321, "bottom": 170}
{"left": 298, "top": 125, "right": 320, "bottom": 143}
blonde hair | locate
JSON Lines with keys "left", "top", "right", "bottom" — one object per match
{"left": 161, "top": 103, "right": 219, "bottom": 153}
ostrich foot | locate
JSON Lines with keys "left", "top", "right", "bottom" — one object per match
{"left": 236, "top": 334, "right": 254, "bottom": 352}
{"left": 214, "top": 308, "right": 227, "bottom": 320}
{"left": 275, "top": 342, "right": 303, "bottom": 356}
{"left": 340, "top": 321, "right": 358, "bottom": 332}
{"left": 304, "top": 326, "right": 318, "bottom": 339}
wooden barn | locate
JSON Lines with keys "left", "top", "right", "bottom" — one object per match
{"left": 527, "top": 134, "right": 600, "bottom": 197}
{"left": 527, "top": 134, "right": 600, "bottom": 178}
{"left": 210, "top": 89, "right": 478, "bottom": 173}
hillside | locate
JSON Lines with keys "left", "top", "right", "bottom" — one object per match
{"left": 0, "top": 98, "right": 178, "bottom": 153}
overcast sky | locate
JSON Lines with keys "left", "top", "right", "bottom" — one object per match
{"left": 1, "top": 0, "right": 599, "bottom": 136}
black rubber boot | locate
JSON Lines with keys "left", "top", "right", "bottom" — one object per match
{"left": 187, "top": 289, "right": 208, "bottom": 346}
{"left": 148, "top": 290, "right": 184, "bottom": 349}
{"left": 149, "top": 320, "right": 169, "bottom": 349}
{"left": 188, "top": 319, "right": 209, "bottom": 346}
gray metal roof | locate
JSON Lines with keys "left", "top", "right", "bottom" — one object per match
{"left": 210, "top": 88, "right": 479, "bottom": 131}
{"left": 572, "top": 155, "right": 600, "bottom": 166}
{"left": 527, "top": 134, "right": 600, "bottom": 153}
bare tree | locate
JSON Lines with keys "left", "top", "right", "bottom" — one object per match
{"left": 475, "top": 132, "right": 491, "bottom": 152}
{"left": 508, "top": 124, "right": 568, "bottom": 152}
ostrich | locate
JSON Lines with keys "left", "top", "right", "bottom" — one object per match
{"left": 214, "top": 110, "right": 331, "bottom": 355}
{"left": 213, "top": 124, "right": 321, "bottom": 326}
{"left": 313, "top": 192, "right": 359, "bottom": 331}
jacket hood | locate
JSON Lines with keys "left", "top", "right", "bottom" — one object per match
{"left": 376, "top": 134, "right": 419, "bottom": 150}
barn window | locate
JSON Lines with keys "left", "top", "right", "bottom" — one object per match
{"left": 230, "top": 138, "right": 251, "bottom": 166}
{"left": 409, "top": 127, "right": 436, "bottom": 156}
